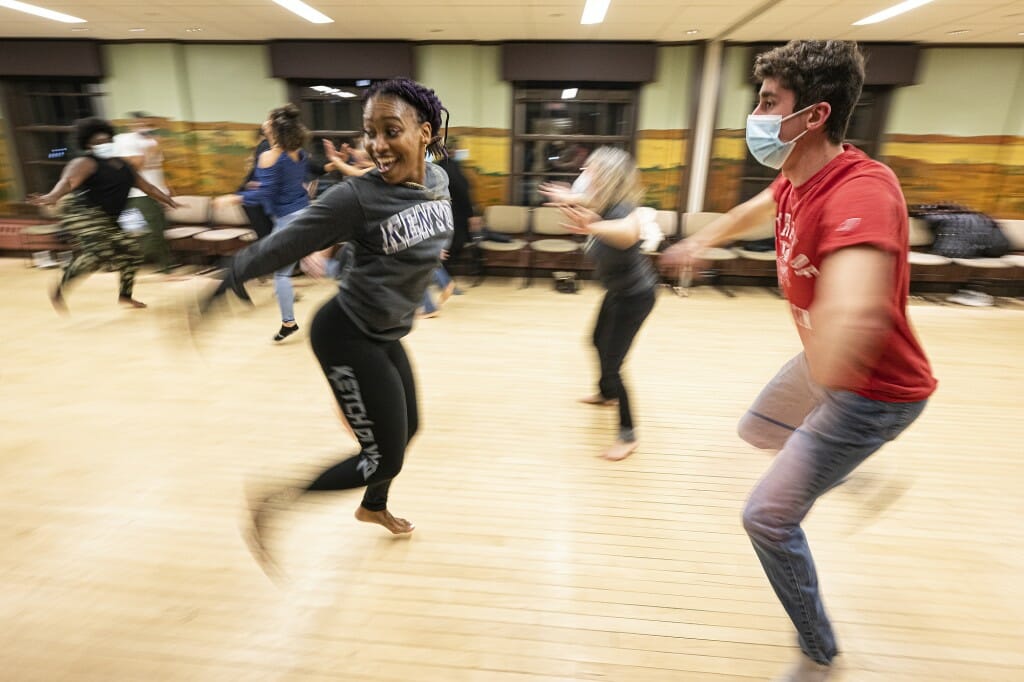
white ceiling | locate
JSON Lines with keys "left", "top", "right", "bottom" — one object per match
{"left": 0, "top": 0, "right": 1022, "bottom": 43}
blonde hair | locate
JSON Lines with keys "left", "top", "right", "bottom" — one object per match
{"left": 581, "top": 147, "right": 643, "bottom": 215}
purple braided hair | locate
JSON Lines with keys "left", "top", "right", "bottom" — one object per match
{"left": 365, "top": 78, "right": 449, "bottom": 159}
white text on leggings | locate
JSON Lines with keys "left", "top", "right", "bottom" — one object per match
{"left": 328, "top": 365, "right": 381, "bottom": 480}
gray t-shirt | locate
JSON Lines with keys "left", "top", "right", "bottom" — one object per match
{"left": 586, "top": 202, "right": 658, "bottom": 296}
{"left": 231, "top": 163, "right": 453, "bottom": 341}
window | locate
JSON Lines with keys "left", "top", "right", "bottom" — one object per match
{"left": 737, "top": 86, "right": 893, "bottom": 202}
{"left": 2, "top": 79, "right": 104, "bottom": 195}
{"left": 512, "top": 87, "right": 637, "bottom": 206}
{"left": 287, "top": 82, "right": 367, "bottom": 139}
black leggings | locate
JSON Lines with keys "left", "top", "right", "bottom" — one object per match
{"left": 305, "top": 298, "right": 418, "bottom": 511}
{"left": 592, "top": 288, "right": 656, "bottom": 440}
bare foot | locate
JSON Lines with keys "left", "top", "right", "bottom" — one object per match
{"left": 241, "top": 485, "right": 293, "bottom": 583}
{"left": 355, "top": 506, "right": 415, "bottom": 534}
{"left": 602, "top": 439, "right": 638, "bottom": 461}
{"left": 438, "top": 281, "right": 456, "bottom": 306}
{"left": 579, "top": 393, "right": 618, "bottom": 406}
{"left": 416, "top": 308, "right": 440, "bottom": 319}
{"left": 118, "top": 295, "right": 147, "bottom": 309}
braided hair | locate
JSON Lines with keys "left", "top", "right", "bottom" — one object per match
{"left": 365, "top": 78, "right": 449, "bottom": 159}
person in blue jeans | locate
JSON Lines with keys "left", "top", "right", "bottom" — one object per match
{"left": 662, "top": 40, "right": 936, "bottom": 681}
{"left": 222, "top": 104, "right": 310, "bottom": 342}
{"left": 418, "top": 262, "right": 456, "bottom": 318}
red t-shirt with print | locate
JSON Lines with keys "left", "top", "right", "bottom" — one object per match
{"left": 771, "top": 144, "right": 936, "bottom": 402}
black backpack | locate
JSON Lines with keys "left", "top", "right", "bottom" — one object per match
{"left": 912, "top": 204, "right": 1010, "bottom": 259}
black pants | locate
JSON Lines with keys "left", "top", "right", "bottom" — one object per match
{"left": 242, "top": 203, "right": 273, "bottom": 240}
{"left": 305, "top": 298, "right": 418, "bottom": 511}
{"left": 592, "top": 288, "right": 656, "bottom": 439}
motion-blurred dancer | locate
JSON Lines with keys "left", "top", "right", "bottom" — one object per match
{"left": 662, "top": 40, "right": 935, "bottom": 681}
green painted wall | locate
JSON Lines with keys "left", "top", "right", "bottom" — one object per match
{"left": 716, "top": 45, "right": 754, "bottom": 129}
{"left": 182, "top": 45, "right": 287, "bottom": 123}
{"left": 103, "top": 43, "right": 191, "bottom": 121}
{"left": 638, "top": 45, "right": 698, "bottom": 130}
{"left": 888, "top": 48, "right": 1024, "bottom": 136}
{"left": 415, "top": 45, "right": 511, "bottom": 130}
{"left": 104, "top": 43, "right": 285, "bottom": 124}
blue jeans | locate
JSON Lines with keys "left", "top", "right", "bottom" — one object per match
{"left": 272, "top": 210, "right": 302, "bottom": 323}
{"left": 737, "top": 353, "right": 927, "bottom": 665}
{"left": 421, "top": 267, "right": 453, "bottom": 314}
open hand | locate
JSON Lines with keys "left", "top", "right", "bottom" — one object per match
{"left": 538, "top": 181, "right": 579, "bottom": 205}
{"left": 558, "top": 203, "right": 601, "bottom": 234}
{"left": 27, "top": 193, "right": 56, "bottom": 207}
{"left": 659, "top": 239, "right": 706, "bottom": 273}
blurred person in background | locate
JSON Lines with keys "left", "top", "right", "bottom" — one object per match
{"left": 218, "top": 104, "right": 310, "bottom": 342}
{"left": 418, "top": 136, "right": 478, "bottom": 317}
{"left": 542, "top": 146, "right": 658, "bottom": 462}
{"left": 237, "top": 122, "right": 274, "bottom": 240}
{"left": 29, "top": 116, "right": 177, "bottom": 311}
{"left": 114, "top": 111, "right": 175, "bottom": 271}
{"left": 661, "top": 40, "right": 935, "bottom": 681}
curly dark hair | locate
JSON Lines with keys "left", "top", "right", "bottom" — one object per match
{"left": 74, "top": 117, "right": 115, "bottom": 151}
{"left": 267, "top": 103, "right": 309, "bottom": 152}
{"left": 364, "top": 78, "right": 449, "bottom": 159}
{"left": 753, "top": 40, "right": 865, "bottom": 145}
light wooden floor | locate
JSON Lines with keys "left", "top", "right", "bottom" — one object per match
{"left": 2, "top": 260, "right": 1022, "bottom": 682}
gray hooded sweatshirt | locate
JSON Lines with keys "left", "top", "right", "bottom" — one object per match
{"left": 230, "top": 163, "right": 453, "bottom": 341}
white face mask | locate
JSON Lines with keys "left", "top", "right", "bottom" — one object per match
{"left": 745, "top": 103, "right": 815, "bottom": 169}
{"left": 452, "top": 149, "right": 469, "bottom": 162}
{"left": 91, "top": 142, "right": 116, "bottom": 159}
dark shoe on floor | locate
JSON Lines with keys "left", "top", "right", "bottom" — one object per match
{"left": 273, "top": 323, "right": 299, "bottom": 342}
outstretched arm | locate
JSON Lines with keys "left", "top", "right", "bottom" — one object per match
{"left": 661, "top": 187, "right": 776, "bottom": 269}
{"left": 559, "top": 204, "right": 643, "bottom": 250}
{"left": 27, "top": 157, "right": 97, "bottom": 206}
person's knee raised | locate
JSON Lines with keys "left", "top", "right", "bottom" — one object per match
{"left": 737, "top": 412, "right": 784, "bottom": 450}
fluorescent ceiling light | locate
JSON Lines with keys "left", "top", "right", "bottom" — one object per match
{"left": 580, "top": 0, "right": 610, "bottom": 25}
{"left": 0, "top": 0, "right": 86, "bottom": 23}
{"left": 853, "top": 0, "right": 934, "bottom": 26}
{"left": 356, "top": 80, "right": 371, "bottom": 87}
{"left": 561, "top": 88, "right": 578, "bottom": 99}
{"left": 271, "top": 0, "right": 333, "bottom": 24}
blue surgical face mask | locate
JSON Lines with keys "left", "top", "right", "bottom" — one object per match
{"left": 91, "top": 142, "right": 116, "bottom": 159}
{"left": 745, "top": 103, "right": 816, "bottom": 169}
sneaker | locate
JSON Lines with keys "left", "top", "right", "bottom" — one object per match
{"left": 947, "top": 289, "right": 994, "bottom": 307}
{"left": 273, "top": 323, "right": 299, "bottom": 342}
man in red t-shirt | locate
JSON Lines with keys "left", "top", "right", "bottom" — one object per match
{"left": 663, "top": 40, "right": 935, "bottom": 681}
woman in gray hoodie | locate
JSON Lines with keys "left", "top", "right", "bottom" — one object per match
{"left": 203, "top": 78, "right": 453, "bottom": 576}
